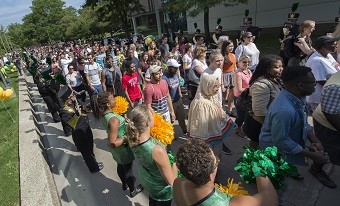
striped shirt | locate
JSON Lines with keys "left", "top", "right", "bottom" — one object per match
{"left": 144, "top": 80, "right": 169, "bottom": 114}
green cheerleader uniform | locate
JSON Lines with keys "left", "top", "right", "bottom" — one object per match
{"left": 192, "top": 188, "right": 233, "bottom": 206}
{"left": 131, "top": 137, "right": 172, "bottom": 201}
{"left": 101, "top": 112, "right": 134, "bottom": 164}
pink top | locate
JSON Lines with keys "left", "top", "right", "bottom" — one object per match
{"left": 234, "top": 68, "right": 252, "bottom": 97}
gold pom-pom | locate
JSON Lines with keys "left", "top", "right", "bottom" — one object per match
{"left": 112, "top": 96, "right": 129, "bottom": 115}
{"left": 150, "top": 113, "right": 174, "bottom": 146}
{"left": 215, "top": 178, "right": 249, "bottom": 196}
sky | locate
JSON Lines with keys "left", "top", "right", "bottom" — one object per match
{"left": 0, "top": 0, "right": 85, "bottom": 28}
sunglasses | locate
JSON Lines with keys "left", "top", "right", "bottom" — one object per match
{"left": 246, "top": 36, "right": 253, "bottom": 39}
{"left": 242, "top": 61, "right": 251, "bottom": 64}
{"left": 213, "top": 155, "right": 220, "bottom": 170}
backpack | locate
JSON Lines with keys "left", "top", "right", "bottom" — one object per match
{"left": 236, "top": 88, "right": 252, "bottom": 112}
{"left": 283, "top": 35, "right": 297, "bottom": 59}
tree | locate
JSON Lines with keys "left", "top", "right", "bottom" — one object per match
{"left": 22, "top": 0, "right": 67, "bottom": 44}
{"left": 164, "top": 0, "right": 249, "bottom": 45}
{"left": 84, "top": 0, "right": 145, "bottom": 38}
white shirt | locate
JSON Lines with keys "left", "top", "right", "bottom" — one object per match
{"left": 202, "top": 67, "right": 223, "bottom": 106}
{"left": 84, "top": 62, "right": 102, "bottom": 85}
{"left": 60, "top": 58, "right": 73, "bottom": 76}
{"left": 306, "top": 51, "right": 340, "bottom": 104}
{"left": 189, "top": 59, "right": 208, "bottom": 84}
{"left": 235, "top": 43, "right": 260, "bottom": 71}
{"left": 182, "top": 53, "right": 193, "bottom": 68}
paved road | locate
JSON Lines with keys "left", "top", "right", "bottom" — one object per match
{"left": 20, "top": 72, "right": 339, "bottom": 206}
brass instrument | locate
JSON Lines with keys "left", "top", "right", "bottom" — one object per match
{"left": 66, "top": 91, "right": 82, "bottom": 129}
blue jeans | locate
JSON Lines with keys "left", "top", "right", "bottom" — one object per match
{"left": 89, "top": 84, "right": 103, "bottom": 96}
{"left": 234, "top": 96, "right": 246, "bottom": 127}
{"left": 5, "top": 78, "right": 11, "bottom": 87}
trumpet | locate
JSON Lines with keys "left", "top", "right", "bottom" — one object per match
{"left": 67, "top": 91, "right": 83, "bottom": 129}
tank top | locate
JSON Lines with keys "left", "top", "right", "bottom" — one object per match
{"left": 192, "top": 188, "right": 232, "bottom": 206}
{"left": 131, "top": 137, "right": 172, "bottom": 201}
{"left": 234, "top": 68, "right": 252, "bottom": 97}
{"left": 223, "top": 53, "right": 236, "bottom": 73}
{"left": 101, "top": 112, "right": 135, "bottom": 164}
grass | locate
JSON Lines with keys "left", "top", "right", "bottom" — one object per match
{"left": 0, "top": 71, "right": 19, "bottom": 206}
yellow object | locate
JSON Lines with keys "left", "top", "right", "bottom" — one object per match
{"left": 112, "top": 96, "right": 129, "bottom": 115}
{"left": 4, "top": 66, "right": 8, "bottom": 70}
{"left": 10, "top": 69, "right": 15, "bottom": 73}
{"left": 150, "top": 113, "right": 174, "bottom": 146}
{"left": 0, "top": 87, "right": 4, "bottom": 97}
{"left": 10, "top": 63, "right": 14, "bottom": 66}
{"left": 67, "top": 114, "right": 79, "bottom": 129}
{"left": 215, "top": 178, "right": 249, "bottom": 196}
{"left": 2, "top": 88, "right": 14, "bottom": 100}
{"left": 13, "top": 65, "right": 17, "bottom": 69}
{"left": 146, "top": 37, "right": 152, "bottom": 45}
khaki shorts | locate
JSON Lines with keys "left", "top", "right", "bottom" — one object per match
{"left": 172, "top": 98, "right": 186, "bottom": 121}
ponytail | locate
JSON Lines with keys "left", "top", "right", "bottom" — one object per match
{"left": 126, "top": 105, "right": 150, "bottom": 147}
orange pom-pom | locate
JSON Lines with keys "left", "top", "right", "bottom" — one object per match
{"left": 150, "top": 113, "right": 174, "bottom": 146}
{"left": 112, "top": 96, "right": 129, "bottom": 115}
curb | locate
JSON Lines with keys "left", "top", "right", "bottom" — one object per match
{"left": 19, "top": 72, "right": 61, "bottom": 206}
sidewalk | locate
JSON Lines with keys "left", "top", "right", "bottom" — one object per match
{"left": 19, "top": 71, "right": 339, "bottom": 206}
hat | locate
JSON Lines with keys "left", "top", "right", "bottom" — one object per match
{"left": 215, "top": 25, "right": 222, "bottom": 30}
{"left": 314, "top": 35, "right": 340, "bottom": 50}
{"left": 288, "top": 13, "right": 300, "bottom": 20}
{"left": 148, "top": 65, "right": 162, "bottom": 74}
{"left": 57, "top": 85, "right": 72, "bottom": 105}
{"left": 166, "top": 59, "right": 181, "bottom": 68}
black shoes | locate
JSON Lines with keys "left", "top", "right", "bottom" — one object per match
{"left": 309, "top": 167, "right": 337, "bottom": 189}
{"left": 223, "top": 144, "right": 232, "bottom": 155}
{"left": 130, "top": 184, "right": 143, "bottom": 198}
{"left": 122, "top": 184, "right": 128, "bottom": 191}
{"left": 90, "top": 162, "right": 104, "bottom": 173}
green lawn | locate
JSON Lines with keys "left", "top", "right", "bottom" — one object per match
{"left": 0, "top": 71, "right": 19, "bottom": 206}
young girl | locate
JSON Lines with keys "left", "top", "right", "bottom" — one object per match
{"left": 91, "top": 92, "right": 143, "bottom": 197}
{"left": 126, "top": 105, "right": 178, "bottom": 206}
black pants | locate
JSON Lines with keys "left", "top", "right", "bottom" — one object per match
{"left": 117, "top": 162, "right": 135, "bottom": 191}
{"left": 149, "top": 197, "right": 172, "bottom": 206}
{"left": 42, "top": 93, "right": 60, "bottom": 121}
{"left": 72, "top": 125, "right": 100, "bottom": 173}
{"left": 242, "top": 113, "right": 262, "bottom": 142}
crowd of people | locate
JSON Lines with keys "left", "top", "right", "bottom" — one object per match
{"left": 11, "top": 14, "right": 340, "bottom": 205}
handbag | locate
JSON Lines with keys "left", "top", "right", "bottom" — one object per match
{"left": 236, "top": 88, "right": 252, "bottom": 112}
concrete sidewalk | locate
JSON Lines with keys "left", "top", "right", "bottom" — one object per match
{"left": 19, "top": 71, "right": 339, "bottom": 206}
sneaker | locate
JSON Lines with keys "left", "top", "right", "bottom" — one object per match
{"left": 309, "top": 168, "right": 337, "bottom": 189}
{"left": 223, "top": 144, "right": 232, "bottom": 155}
{"left": 122, "top": 184, "right": 128, "bottom": 191}
{"left": 130, "top": 184, "right": 143, "bottom": 197}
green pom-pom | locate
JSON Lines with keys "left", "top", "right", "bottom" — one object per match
{"left": 234, "top": 146, "right": 297, "bottom": 189}
{"left": 245, "top": 9, "right": 249, "bottom": 17}
{"left": 291, "top": 3, "right": 299, "bottom": 12}
{"left": 28, "top": 66, "right": 37, "bottom": 73}
{"left": 41, "top": 73, "right": 53, "bottom": 80}
{"left": 217, "top": 18, "right": 221, "bottom": 25}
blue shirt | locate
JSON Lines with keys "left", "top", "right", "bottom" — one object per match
{"left": 259, "top": 89, "right": 312, "bottom": 166}
{"left": 162, "top": 72, "right": 180, "bottom": 103}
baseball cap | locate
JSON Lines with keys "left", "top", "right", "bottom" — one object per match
{"left": 166, "top": 59, "right": 181, "bottom": 68}
{"left": 148, "top": 65, "right": 162, "bottom": 74}
{"left": 314, "top": 35, "right": 340, "bottom": 50}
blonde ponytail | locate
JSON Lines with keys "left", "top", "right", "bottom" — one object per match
{"left": 126, "top": 105, "right": 150, "bottom": 147}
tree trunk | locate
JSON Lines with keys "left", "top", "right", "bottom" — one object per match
{"left": 203, "top": 8, "right": 210, "bottom": 47}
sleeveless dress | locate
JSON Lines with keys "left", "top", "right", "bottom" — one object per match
{"left": 131, "top": 137, "right": 172, "bottom": 201}
{"left": 101, "top": 112, "right": 135, "bottom": 164}
{"left": 192, "top": 188, "right": 233, "bottom": 206}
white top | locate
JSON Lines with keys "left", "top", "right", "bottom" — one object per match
{"left": 60, "top": 58, "right": 73, "bottom": 76}
{"left": 66, "top": 72, "right": 82, "bottom": 87}
{"left": 84, "top": 62, "right": 102, "bottom": 85}
{"left": 306, "top": 51, "right": 340, "bottom": 104}
{"left": 202, "top": 67, "right": 223, "bottom": 106}
{"left": 189, "top": 59, "right": 208, "bottom": 84}
{"left": 235, "top": 43, "right": 260, "bottom": 71}
{"left": 182, "top": 53, "right": 192, "bottom": 68}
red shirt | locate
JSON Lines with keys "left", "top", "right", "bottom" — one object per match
{"left": 122, "top": 72, "right": 142, "bottom": 102}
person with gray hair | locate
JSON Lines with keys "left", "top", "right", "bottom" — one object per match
{"left": 216, "top": 35, "right": 229, "bottom": 52}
